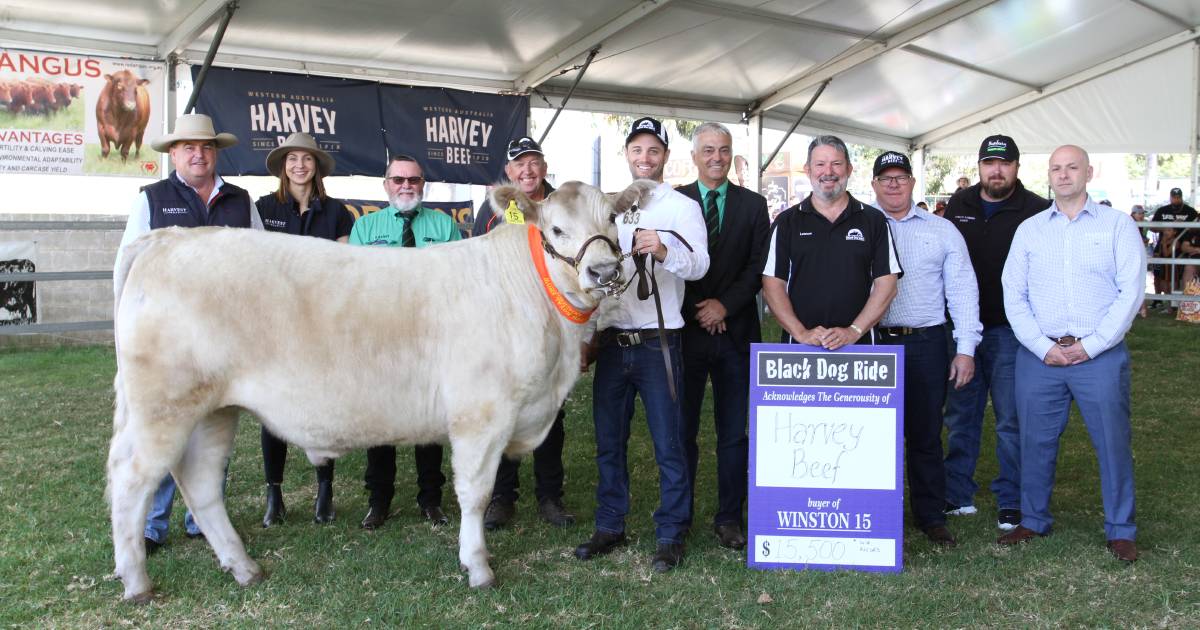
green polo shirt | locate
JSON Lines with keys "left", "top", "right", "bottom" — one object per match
{"left": 696, "top": 179, "right": 729, "bottom": 231}
{"left": 348, "top": 205, "right": 462, "bottom": 247}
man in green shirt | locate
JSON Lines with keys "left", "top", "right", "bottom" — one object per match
{"left": 350, "top": 154, "right": 461, "bottom": 530}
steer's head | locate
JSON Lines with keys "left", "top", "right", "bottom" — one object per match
{"left": 490, "top": 179, "right": 654, "bottom": 311}
{"left": 105, "top": 70, "right": 148, "bottom": 112}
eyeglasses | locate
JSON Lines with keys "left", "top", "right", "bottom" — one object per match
{"left": 385, "top": 176, "right": 424, "bottom": 186}
{"left": 874, "top": 175, "right": 912, "bottom": 185}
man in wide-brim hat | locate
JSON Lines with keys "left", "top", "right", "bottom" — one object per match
{"left": 116, "top": 112, "right": 262, "bottom": 555}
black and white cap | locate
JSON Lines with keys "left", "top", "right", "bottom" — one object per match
{"left": 506, "top": 136, "right": 544, "bottom": 161}
{"left": 625, "top": 116, "right": 668, "bottom": 147}
{"left": 873, "top": 151, "right": 912, "bottom": 176}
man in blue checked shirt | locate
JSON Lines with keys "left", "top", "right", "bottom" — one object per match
{"left": 997, "top": 145, "right": 1145, "bottom": 563}
{"left": 871, "top": 151, "right": 982, "bottom": 548}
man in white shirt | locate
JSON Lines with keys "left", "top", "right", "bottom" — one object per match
{"left": 574, "top": 117, "right": 709, "bottom": 573}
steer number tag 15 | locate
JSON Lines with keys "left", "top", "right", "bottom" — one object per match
{"left": 504, "top": 200, "right": 525, "bottom": 225}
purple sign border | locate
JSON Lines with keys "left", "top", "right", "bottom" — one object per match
{"left": 747, "top": 342, "right": 905, "bottom": 574}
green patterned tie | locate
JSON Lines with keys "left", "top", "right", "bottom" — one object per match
{"left": 705, "top": 189, "right": 720, "bottom": 252}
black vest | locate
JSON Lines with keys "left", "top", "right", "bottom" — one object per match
{"left": 143, "top": 174, "right": 253, "bottom": 230}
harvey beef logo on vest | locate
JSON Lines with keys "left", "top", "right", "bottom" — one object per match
{"left": 247, "top": 92, "right": 338, "bottom": 150}
{"left": 422, "top": 105, "right": 494, "bottom": 166}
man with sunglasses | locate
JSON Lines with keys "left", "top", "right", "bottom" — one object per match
{"left": 349, "top": 154, "right": 461, "bottom": 530}
{"left": 575, "top": 117, "right": 709, "bottom": 573}
{"left": 871, "top": 151, "right": 981, "bottom": 548}
{"left": 471, "top": 136, "right": 575, "bottom": 531}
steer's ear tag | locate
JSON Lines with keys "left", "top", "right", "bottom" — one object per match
{"left": 504, "top": 200, "right": 525, "bottom": 225}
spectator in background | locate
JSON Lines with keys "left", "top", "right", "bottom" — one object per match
{"left": 917, "top": 201, "right": 929, "bottom": 211}
{"left": 934, "top": 200, "right": 947, "bottom": 217}
{"left": 957, "top": 176, "right": 971, "bottom": 191}
{"left": 1151, "top": 188, "right": 1197, "bottom": 311}
{"left": 1131, "top": 205, "right": 1150, "bottom": 318}
{"left": 255, "top": 132, "right": 355, "bottom": 527}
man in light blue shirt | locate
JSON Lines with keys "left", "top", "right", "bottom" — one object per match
{"left": 998, "top": 145, "right": 1145, "bottom": 563}
{"left": 872, "top": 151, "right": 981, "bottom": 548}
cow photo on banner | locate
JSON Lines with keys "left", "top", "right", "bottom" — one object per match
{"left": 0, "top": 241, "right": 37, "bottom": 326}
{"left": 0, "top": 48, "right": 165, "bottom": 177}
{"left": 192, "top": 66, "right": 386, "bottom": 177}
{"left": 380, "top": 85, "right": 528, "bottom": 185}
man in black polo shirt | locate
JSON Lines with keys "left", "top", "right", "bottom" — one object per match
{"left": 1151, "top": 187, "right": 1198, "bottom": 302}
{"left": 762, "top": 135, "right": 901, "bottom": 348}
{"left": 941, "top": 134, "right": 1050, "bottom": 531}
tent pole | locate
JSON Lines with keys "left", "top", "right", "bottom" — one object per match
{"left": 760, "top": 80, "right": 828, "bottom": 174}
{"left": 912, "top": 146, "right": 926, "bottom": 206}
{"left": 1192, "top": 42, "right": 1199, "bottom": 204}
{"left": 183, "top": 1, "right": 238, "bottom": 115}
{"left": 537, "top": 46, "right": 599, "bottom": 145}
{"left": 749, "top": 112, "right": 763, "bottom": 196}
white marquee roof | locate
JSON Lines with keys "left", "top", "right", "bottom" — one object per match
{"left": 4, "top": 0, "right": 1200, "bottom": 154}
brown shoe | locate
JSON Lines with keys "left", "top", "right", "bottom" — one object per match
{"left": 997, "top": 525, "right": 1044, "bottom": 545}
{"left": 922, "top": 525, "right": 958, "bottom": 548}
{"left": 1106, "top": 539, "right": 1138, "bottom": 563}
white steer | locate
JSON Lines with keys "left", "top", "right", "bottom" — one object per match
{"left": 106, "top": 180, "right": 653, "bottom": 602}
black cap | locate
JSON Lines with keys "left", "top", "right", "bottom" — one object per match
{"left": 873, "top": 151, "right": 912, "bottom": 176}
{"left": 1170, "top": 187, "right": 1183, "bottom": 197}
{"left": 625, "top": 117, "right": 668, "bottom": 147}
{"left": 978, "top": 134, "right": 1019, "bottom": 162}
{"left": 506, "top": 136, "right": 544, "bottom": 161}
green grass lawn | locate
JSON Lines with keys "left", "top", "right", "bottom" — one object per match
{"left": 1, "top": 314, "right": 1197, "bottom": 626}
{"left": 83, "top": 142, "right": 161, "bottom": 177}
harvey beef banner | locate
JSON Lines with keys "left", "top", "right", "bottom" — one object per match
{"left": 379, "top": 85, "right": 528, "bottom": 185}
{"left": 192, "top": 67, "right": 528, "bottom": 185}
{"left": 192, "top": 67, "right": 385, "bottom": 177}
{"left": 0, "top": 48, "right": 166, "bottom": 177}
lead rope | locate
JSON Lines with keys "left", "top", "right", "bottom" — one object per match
{"left": 631, "top": 227, "right": 693, "bottom": 401}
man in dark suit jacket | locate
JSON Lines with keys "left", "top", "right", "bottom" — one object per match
{"left": 677, "top": 122, "right": 771, "bottom": 550}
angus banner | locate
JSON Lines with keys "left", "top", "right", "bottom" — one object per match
{"left": 380, "top": 85, "right": 528, "bottom": 185}
{"left": 192, "top": 66, "right": 386, "bottom": 177}
{"left": 0, "top": 48, "right": 166, "bottom": 177}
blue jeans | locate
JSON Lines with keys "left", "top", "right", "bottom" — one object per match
{"left": 592, "top": 332, "right": 691, "bottom": 544}
{"left": 145, "top": 474, "right": 201, "bottom": 543}
{"left": 943, "top": 324, "right": 1021, "bottom": 510}
{"left": 681, "top": 327, "right": 749, "bottom": 527}
{"left": 1015, "top": 344, "right": 1136, "bottom": 540}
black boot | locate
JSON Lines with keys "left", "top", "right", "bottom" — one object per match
{"left": 314, "top": 480, "right": 335, "bottom": 524}
{"left": 263, "top": 483, "right": 286, "bottom": 528}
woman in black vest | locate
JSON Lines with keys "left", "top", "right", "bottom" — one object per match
{"left": 256, "top": 132, "right": 355, "bottom": 526}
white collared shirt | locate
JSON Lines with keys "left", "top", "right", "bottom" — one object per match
{"left": 595, "top": 181, "right": 710, "bottom": 331}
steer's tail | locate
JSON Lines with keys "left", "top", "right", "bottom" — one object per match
{"left": 111, "top": 233, "right": 157, "bottom": 350}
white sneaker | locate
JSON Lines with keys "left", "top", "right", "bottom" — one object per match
{"left": 945, "top": 504, "right": 978, "bottom": 516}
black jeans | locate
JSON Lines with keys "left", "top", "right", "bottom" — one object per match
{"left": 877, "top": 324, "right": 950, "bottom": 528}
{"left": 363, "top": 444, "right": 445, "bottom": 508}
{"left": 491, "top": 407, "right": 566, "bottom": 503}
{"left": 262, "top": 426, "right": 333, "bottom": 484}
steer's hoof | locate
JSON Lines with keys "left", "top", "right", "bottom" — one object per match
{"left": 465, "top": 566, "right": 496, "bottom": 589}
{"left": 238, "top": 569, "right": 266, "bottom": 587}
{"left": 124, "top": 589, "right": 154, "bottom": 605}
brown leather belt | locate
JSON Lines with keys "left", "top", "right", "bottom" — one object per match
{"left": 1049, "top": 335, "right": 1079, "bottom": 347}
{"left": 597, "top": 327, "right": 681, "bottom": 348}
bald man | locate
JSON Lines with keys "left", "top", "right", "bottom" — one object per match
{"left": 998, "top": 145, "right": 1145, "bottom": 562}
